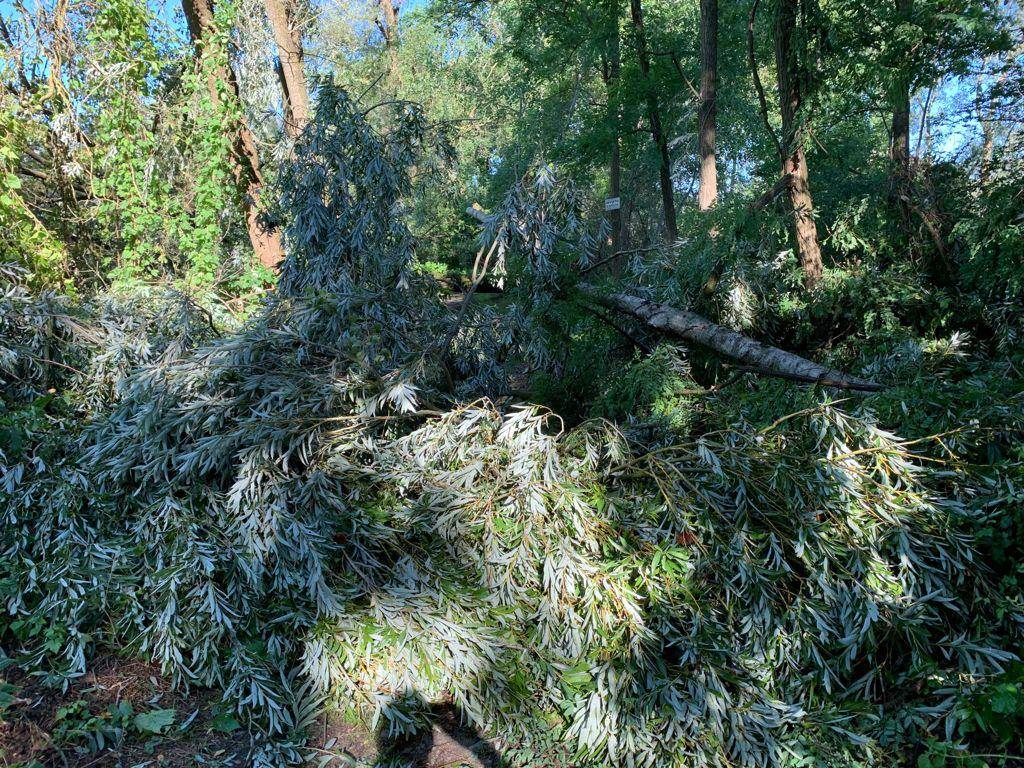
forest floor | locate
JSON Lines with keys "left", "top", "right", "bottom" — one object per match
{"left": 0, "top": 654, "right": 502, "bottom": 767}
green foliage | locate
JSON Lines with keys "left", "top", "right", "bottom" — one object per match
{"left": 589, "top": 345, "right": 697, "bottom": 431}
{"left": 413, "top": 259, "right": 451, "bottom": 282}
{"left": 133, "top": 707, "right": 177, "bottom": 734}
{"left": 953, "top": 172, "right": 1024, "bottom": 339}
{"left": 0, "top": 109, "right": 69, "bottom": 286}
{"left": 1, "top": 0, "right": 1022, "bottom": 764}
{"left": 4, "top": 83, "right": 1024, "bottom": 768}
{"left": 51, "top": 699, "right": 135, "bottom": 753}
{"left": 172, "top": 0, "right": 247, "bottom": 289}
{"left": 88, "top": 0, "right": 168, "bottom": 284}
{"left": 82, "top": 0, "right": 257, "bottom": 290}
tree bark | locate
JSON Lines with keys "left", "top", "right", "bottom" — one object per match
{"left": 629, "top": 0, "right": 678, "bottom": 243}
{"left": 378, "top": 0, "right": 401, "bottom": 83}
{"left": 581, "top": 286, "right": 881, "bottom": 391}
{"left": 889, "top": 0, "right": 913, "bottom": 228}
{"left": 773, "top": 0, "right": 823, "bottom": 287}
{"left": 890, "top": 78, "right": 911, "bottom": 173}
{"left": 697, "top": 0, "right": 718, "bottom": 211}
{"left": 263, "top": 0, "right": 310, "bottom": 138}
{"left": 462, "top": 204, "right": 878, "bottom": 391}
{"left": 274, "top": 57, "right": 295, "bottom": 138}
{"left": 747, "top": 172, "right": 793, "bottom": 213}
{"left": 181, "top": 0, "right": 284, "bottom": 270}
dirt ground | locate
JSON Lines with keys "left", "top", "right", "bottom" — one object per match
{"left": 0, "top": 654, "right": 504, "bottom": 768}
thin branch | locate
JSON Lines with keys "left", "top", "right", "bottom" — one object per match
{"left": 580, "top": 303, "right": 653, "bottom": 354}
{"left": 747, "top": 0, "right": 783, "bottom": 162}
{"left": 916, "top": 85, "right": 934, "bottom": 157}
{"left": 578, "top": 244, "right": 663, "bottom": 276}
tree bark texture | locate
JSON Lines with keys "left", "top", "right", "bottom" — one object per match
{"left": 378, "top": 0, "right": 401, "bottom": 83}
{"left": 602, "top": 4, "right": 627, "bottom": 256}
{"left": 181, "top": 0, "right": 284, "bottom": 270}
{"left": 697, "top": 0, "right": 718, "bottom": 211}
{"left": 264, "top": 0, "right": 311, "bottom": 138}
{"left": 582, "top": 286, "right": 881, "bottom": 391}
{"left": 888, "top": 0, "right": 913, "bottom": 232}
{"left": 462, "top": 204, "right": 878, "bottom": 391}
{"left": 773, "top": 0, "right": 823, "bottom": 287}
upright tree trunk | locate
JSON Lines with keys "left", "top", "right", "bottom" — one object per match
{"left": 773, "top": 0, "right": 823, "bottom": 287}
{"left": 890, "top": 81, "right": 911, "bottom": 173}
{"left": 629, "top": 0, "right": 678, "bottom": 243}
{"left": 263, "top": 0, "right": 310, "bottom": 138}
{"left": 181, "top": 0, "right": 284, "bottom": 270}
{"left": 609, "top": 131, "right": 625, "bottom": 252}
{"left": 378, "top": 0, "right": 401, "bottom": 83}
{"left": 889, "top": 0, "right": 912, "bottom": 228}
{"left": 697, "top": 0, "right": 718, "bottom": 211}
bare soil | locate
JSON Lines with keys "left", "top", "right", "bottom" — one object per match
{"left": 1, "top": 655, "right": 503, "bottom": 768}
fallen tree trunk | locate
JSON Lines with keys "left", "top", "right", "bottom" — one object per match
{"left": 463, "top": 205, "right": 881, "bottom": 392}
{"left": 580, "top": 285, "right": 882, "bottom": 391}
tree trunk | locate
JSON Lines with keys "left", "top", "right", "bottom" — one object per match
{"left": 274, "top": 58, "right": 294, "bottom": 138}
{"left": 889, "top": 77, "right": 911, "bottom": 215}
{"left": 890, "top": 81, "right": 911, "bottom": 173}
{"left": 181, "top": 0, "right": 284, "bottom": 270}
{"left": 697, "top": 0, "right": 718, "bottom": 211}
{"left": 581, "top": 286, "right": 881, "bottom": 391}
{"left": 888, "top": 0, "right": 912, "bottom": 230}
{"left": 463, "top": 205, "right": 879, "bottom": 391}
{"left": 263, "top": 0, "right": 311, "bottom": 138}
{"left": 629, "top": 0, "right": 678, "bottom": 243}
{"left": 609, "top": 132, "right": 625, "bottom": 252}
{"left": 773, "top": 0, "right": 823, "bottom": 287}
{"left": 378, "top": 0, "right": 401, "bottom": 83}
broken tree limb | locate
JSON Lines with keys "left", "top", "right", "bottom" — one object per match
{"left": 579, "top": 285, "right": 882, "bottom": 391}
{"left": 462, "top": 203, "right": 882, "bottom": 392}
{"left": 749, "top": 173, "right": 792, "bottom": 213}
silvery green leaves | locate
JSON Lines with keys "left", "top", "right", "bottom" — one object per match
{"left": 0, "top": 263, "right": 225, "bottom": 411}
{"left": 275, "top": 81, "right": 430, "bottom": 299}
{"left": 485, "top": 164, "right": 598, "bottom": 300}
{"left": 0, "top": 81, "right": 1016, "bottom": 768}
{"left": 0, "top": 338, "right": 1012, "bottom": 767}
{"left": 288, "top": 400, "right": 1005, "bottom": 768}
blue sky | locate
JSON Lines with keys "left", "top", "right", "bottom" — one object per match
{"left": 0, "top": 0, "right": 428, "bottom": 32}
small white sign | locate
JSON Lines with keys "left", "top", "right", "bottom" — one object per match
{"left": 604, "top": 196, "right": 621, "bottom": 211}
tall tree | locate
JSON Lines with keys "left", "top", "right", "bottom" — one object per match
{"left": 697, "top": 0, "right": 718, "bottom": 211}
{"left": 773, "top": 0, "right": 823, "bottom": 286}
{"left": 889, "top": 0, "right": 912, "bottom": 174}
{"left": 377, "top": 0, "right": 401, "bottom": 83}
{"left": 264, "top": 0, "right": 310, "bottom": 138}
{"left": 629, "top": 0, "right": 677, "bottom": 243}
{"left": 181, "top": 0, "right": 284, "bottom": 269}
{"left": 888, "top": 0, "right": 913, "bottom": 230}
